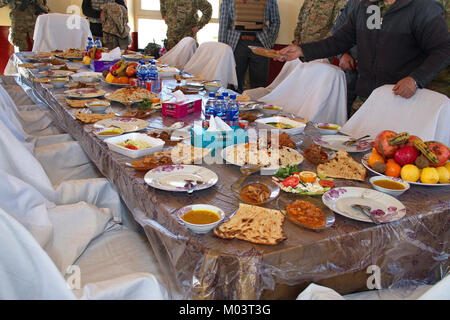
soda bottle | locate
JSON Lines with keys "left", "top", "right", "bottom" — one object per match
{"left": 136, "top": 60, "right": 147, "bottom": 88}
{"left": 205, "top": 92, "right": 216, "bottom": 118}
{"left": 94, "top": 37, "right": 102, "bottom": 48}
{"left": 226, "top": 94, "right": 240, "bottom": 127}
{"left": 86, "top": 37, "right": 94, "bottom": 51}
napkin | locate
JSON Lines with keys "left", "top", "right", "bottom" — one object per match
{"left": 168, "top": 90, "right": 187, "bottom": 103}
{"left": 206, "top": 116, "right": 232, "bottom": 132}
{"left": 98, "top": 47, "right": 121, "bottom": 61}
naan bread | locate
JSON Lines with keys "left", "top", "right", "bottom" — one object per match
{"left": 317, "top": 150, "right": 366, "bottom": 181}
{"left": 214, "top": 203, "right": 286, "bottom": 245}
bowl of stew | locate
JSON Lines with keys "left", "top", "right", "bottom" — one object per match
{"left": 176, "top": 204, "right": 225, "bottom": 234}
{"left": 369, "top": 176, "right": 410, "bottom": 197}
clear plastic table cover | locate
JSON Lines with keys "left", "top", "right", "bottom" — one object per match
{"left": 8, "top": 52, "right": 450, "bottom": 300}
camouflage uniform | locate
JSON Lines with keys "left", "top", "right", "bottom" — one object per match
{"left": 293, "top": 0, "right": 348, "bottom": 43}
{"left": 101, "top": 2, "right": 131, "bottom": 49}
{"left": 426, "top": 0, "right": 449, "bottom": 97}
{"left": 0, "top": 0, "right": 49, "bottom": 51}
{"left": 160, "top": 0, "right": 212, "bottom": 51}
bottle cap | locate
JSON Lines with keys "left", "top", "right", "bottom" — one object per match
{"left": 217, "top": 95, "right": 224, "bottom": 100}
{"left": 209, "top": 92, "right": 215, "bottom": 98}
{"left": 222, "top": 92, "right": 229, "bottom": 97}
{"left": 230, "top": 94, "right": 236, "bottom": 99}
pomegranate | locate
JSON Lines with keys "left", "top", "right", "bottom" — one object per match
{"left": 374, "top": 130, "right": 398, "bottom": 158}
{"left": 394, "top": 145, "right": 419, "bottom": 166}
{"left": 407, "top": 135, "right": 421, "bottom": 147}
{"left": 426, "top": 142, "right": 450, "bottom": 167}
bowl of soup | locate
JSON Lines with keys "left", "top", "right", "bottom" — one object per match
{"left": 93, "top": 127, "right": 124, "bottom": 140}
{"left": 177, "top": 204, "right": 225, "bottom": 234}
{"left": 369, "top": 176, "right": 410, "bottom": 197}
{"left": 86, "top": 100, "right": 110, "bottom": 113}
{"left": 50, "top": 78, "right": 68, "bottom": 88}
{"left": 314, "top": 123, "right": 341, "bottom": 135}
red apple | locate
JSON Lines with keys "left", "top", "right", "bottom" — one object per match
{"left": 374, "top": 130, "right": 398, "bottom": 158}
{"left": 426, "top": 142, "right": 450, "bottom": 167}
{"left": 394, "top": 145, "right": 419, "bottom": 166}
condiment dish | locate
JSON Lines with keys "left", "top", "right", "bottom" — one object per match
{"left": 369, "top": 176, "right": 410, "bottom": 197}
{"left": 176, "top": 204, "right": 225, "bottom": 234}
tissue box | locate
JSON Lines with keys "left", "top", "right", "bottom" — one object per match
{"left": 191, "top": 126, "right": 248, "bottom": 155}
{"left": 90, "top": 59, "right": 120, "bottom": 73}
{"left": 162, "top": 99, "right": 202, "bottom": 118}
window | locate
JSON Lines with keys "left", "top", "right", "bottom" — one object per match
{"left": 137, "top": 0, "right": 220, "bottom": 49}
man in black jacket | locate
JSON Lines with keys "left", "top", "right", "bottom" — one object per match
{"left": 279, "top": 0, "right": 450, "bottom": 100}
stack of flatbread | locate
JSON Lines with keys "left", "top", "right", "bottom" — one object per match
{"left": 214, "top": 203, "right": 287, "bottom": 245}
{"left": 75, "top": 111, "right": 115, "bottom": 124}
{"left": 317, "top": 150, "right": 367, "bottom": 181}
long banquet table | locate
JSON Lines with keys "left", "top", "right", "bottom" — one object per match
{"left": 8, "top": 52, "right": 450, "bottom": 299}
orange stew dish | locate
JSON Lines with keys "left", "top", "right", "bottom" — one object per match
{"left": 286, "top": 200, "right": 326, "bottom": 229}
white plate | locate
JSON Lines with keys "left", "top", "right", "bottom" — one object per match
{"left": 158, "top": 67, "right": 179, "bottom": 78}
{"left": 94, "top": 117, "right": 148, "bottom": 133}
{"left": 322, "top": 187, "right": 406, "bottom": 223}
{"left": 361, "top": 153, "right": 450, "bottom": 187}
{"left": 64, "top": 87, "right": 106, "bottom": 99}
{"left": 71, "top": 71, "right": 102, "bottom": 83}
{"left": 255, "top": 116, "right": 306, "bottom": 135}
{"left": 104, "top": 133, "right": 164, "bottom": 158}
{"left": 221, "top": 144, "right": 304, "bottom": 175}
{"left": 101, "top": 79, "right": 131, "bottom": 87}
{"left": 123, "top": 54, "right": 153, "bottom": 61}
{"left": 313, "top": 135, "right": 372, "bottom": 153}
{"left": 144, "top": 165, "right": 218, "bottom": 192}
{"left": 36, "top": 70, "right": 75, "bottom": 78}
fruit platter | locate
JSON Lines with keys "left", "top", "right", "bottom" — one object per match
{"left": 101, "top": 60, "right": 137, "bottom": 86}
{"left": 362, "top": 130, "right": 450, "bottom": 186}
{"left": 272, "top": 165, "right": 335, "bottom": 195}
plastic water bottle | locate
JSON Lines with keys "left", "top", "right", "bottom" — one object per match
{"left": 222, "top": 91, "right": 229, "bottom": 101}
{"left": 215, "top": 95, "right": 227, "bottom": 121}
{"left": 205, "top": 92, "right": 216, "bottom": 118}
{"left": 86, "top": 37, "right": 94, "bottom": 51}
{"left": 94, "top": 37, "right": 102, "bottom": 48}
{"left": 136, "top": 61, "right": 147, "bottom": 88}
{"left": 226, "top": 94, "right": 240, "bottom": 127}
{"left": 147, "top": 60, "right": 160, "bottom": 93}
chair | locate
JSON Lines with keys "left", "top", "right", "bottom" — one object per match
{"left": 158, "top": 37, "right": 197, "bottom": 68}
{"left": 32, "top": 13, "right": 92, "bottom": 52}
{"left": 183, "top": 42, "right": 238, "bottom": 88}
{"left": 252, "top": 61, "right": 348, "bottom": 125}
{"left": 340, "top": 85, "right": 450, "bottom": 145}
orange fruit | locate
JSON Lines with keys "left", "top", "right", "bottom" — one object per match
{"left": 150, "top": 97, "right": 160, "bottom": 103}
{"left": 112, "top": 76, "right": 120, "bottom": 84}
{"left": 117, "top": 76, "right": 129, "bottom": 84}
{"left": 385, "top": 159, "right": 401, "bottom": 177}
{"left": 299, "top": 171, "right": 317, "bottom": 183}
{"left": 368, "top": 151, "right": 385, "bottom": 167}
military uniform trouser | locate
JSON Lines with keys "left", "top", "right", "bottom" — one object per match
{"left": 103, "top": 33, "right": 131, "bottom": 50}
{"left": 10, "top": 20, "right": 36, "bottom": 51}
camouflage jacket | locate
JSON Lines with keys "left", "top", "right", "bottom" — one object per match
{"left": 160, "top": 0, "right": 212, "bottom": 32}
{"left": 101, "top": 2, "right": 130, "bottom": 38}
{"left": 0, "top": 0, "right": 49, "bottom": 14}
{"left": 294, "top": 0, "right": 348, "bottom": 43}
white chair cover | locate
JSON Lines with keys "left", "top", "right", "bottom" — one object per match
{"left": 256, "top": 61, "right": 348, "bottom": 125}
{"left": 0, "top": 207, "right": 77, "bottom": 300}
{"left": 158, "top": 37, "right": 197, "bottom": 68}
{"left": 418, "top": 275, "right": 450, "bottom": 300}
{"left": 32, "top": 13, "right": 92, "bottom": 52}
{"left": 183, "top": 41, "right": 238, "bottom": 88}
{"left": 341, "top": 85, "right": 450, "bottom": 145}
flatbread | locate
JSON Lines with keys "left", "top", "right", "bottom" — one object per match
{"left": 66, "top": 98, "right": 105, "bottom": 108}
{"left": 75, "top": 111, "right": 115, "bottom": 124}
{"left": 317, "top": 150, "right": 367, "bottom": 181}
{"left": 214, "top": 203, "right": 286, "bottom": 245}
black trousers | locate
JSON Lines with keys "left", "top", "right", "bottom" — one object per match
{"left": 234, "top": 38, "right": 269, "bottom": 93}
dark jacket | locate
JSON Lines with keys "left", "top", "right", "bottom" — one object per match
{"left": 301, "top": 0, "right": 450, "bottom": 98}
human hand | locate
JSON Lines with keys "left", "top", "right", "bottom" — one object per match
{"left": 339, "top": 53, "right": 355, "bottom": 71}
{"left": 277, "top": 44, "right": 303, "bottom": 61}
{"left": 192, "top": 26, "right": 199, "bottom": 34}
{"left": 100, "top": 11, "right": 104, "bottom": 21}
{"left": 392, "top": 77, "right": 417, "bottom": 98}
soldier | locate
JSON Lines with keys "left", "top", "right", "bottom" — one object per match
{"left": 101, "top": 1, "right": 131, "bottom": 50}
{"left": 0, "top": 0, "right": 49, "bottom": 51}
{"left": 82, "top": 0, "right": 116, "bottom": 39}
{"left": 293, "top": 0, "right": 348, "bottom": 44}
{"left": 160, "top": 0, "right": 212, "bottom": 51}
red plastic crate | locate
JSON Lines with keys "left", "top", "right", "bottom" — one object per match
{"left": 162, "top": 99, "right": 202, "bottom": 118}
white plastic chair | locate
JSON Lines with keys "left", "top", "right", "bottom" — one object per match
{"left": 183, "top": 41, "right": 238, "bottom": 88}
{"left": 158, "top": 37, "right": 197, "bottom": 68}
{"left": 32, "top": 13, "right": 92, "bottom": 52}
{"left": 253, "top": 61, "right": 348, "bottom": 125}
{"left": 340, "top": 85, "right": 450, "bottom": 145}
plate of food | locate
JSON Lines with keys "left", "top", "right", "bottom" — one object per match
{"left": 322, "top": 187, "right": 407, "bottom": 223}
{"left": 221, "top": 143, "right": 304, "bottom": 174}
{"left": 313, "top": 135, "right": 373, "bottom": 153}
{"left": 93, "top": 117, "right": 149, "bottom": 133}
{"left": 277, "top": 194, "right": 335, "bottom": 230}
{"left": 105, "top": 87, "right": 158, "bottom": 104}
{"left": 234, "top": 175, "right": 280, "bottom": 205}
{"left": 255, "top": 116, "right": 306, "bottom": 135}
{"left": 64, "top": 87, "right": 107, "bottom": 99}
{"left": 36, "top": 70, "right": 75, "bottom": 78}
{"left": 104, "top": 132, "right": 165, "bottom": 158}
{"left": 122, "top": 53, "right": 154, "bottom": 61}
{"left": 71, "top": 71, "right": 102, "bottom": 83}
{"left": 360, "top": 131, "right": 450, "bottom": 186}
{"left": 55, "top": 48, "right": 84, "bottom": 60}
{"left": 272, "top": 165, "right": 335, "bottom": 195}
{"left": 316, "top": 150, "right": 367, "bottom": 181}
{"left": 158, "top": 66, "right": 179, "bottom": 78}
{"left": 74, "top": 111, "right": 115, "bottom": 124}
{"left": 144, "top": 165, "right": 218, "bottom": 192}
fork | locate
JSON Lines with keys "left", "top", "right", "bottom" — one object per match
{"left": 344, "top": 135, "right": 371, "bottom": 146}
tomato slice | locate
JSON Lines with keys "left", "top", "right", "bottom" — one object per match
{"left": 319, "top": 180, "right": 335, "bottom": 188}
{"left": 292, "top": 172, "right": 300, "bottom": 175}
{"left": 124, "top": 144, "right": 138, "bottom": 150}
{"left": 282, "top": 176, "right": 300, "bottom": 188}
